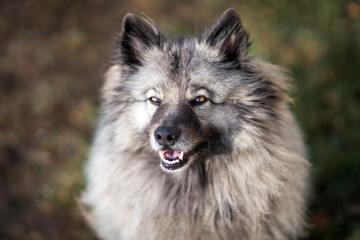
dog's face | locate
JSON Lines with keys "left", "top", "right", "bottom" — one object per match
{"left": 133, "top": 52, "right": 232, "bottom": 173}
{"left": 123, "top": 43, "right": 235, "bottom": 173}
{"left": 110, "top": 9, "right": 277, "bottom": 173}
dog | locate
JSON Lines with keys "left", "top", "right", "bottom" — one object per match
{"left": 82, "top": 8, "right": 310, "bottom": 240}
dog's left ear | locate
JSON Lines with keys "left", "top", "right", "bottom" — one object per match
{"left": 118, "top": 13, "right": 164, "bottom": 68}
{"left": 203, "top": 8, "right": 250, "bottom": 67}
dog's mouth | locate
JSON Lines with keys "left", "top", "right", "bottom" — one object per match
{"left": 158, "top": 141, "right": 209, "bottom": 172}
{"left": 159, "top": 150, "right": 188, "bottom": 171}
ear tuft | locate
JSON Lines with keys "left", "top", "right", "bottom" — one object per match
{"left": 117, "top": 13, "right": 164, "bottom": 68}
{"left": 203, "top": 8, "right": 250, "bottom": 68}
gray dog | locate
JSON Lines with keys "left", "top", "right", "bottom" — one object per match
{"left": 82, "top": 8, "right": 310, "bottom": 240}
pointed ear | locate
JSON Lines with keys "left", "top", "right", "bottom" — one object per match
{"left": 203, "top": 8, "right": 250, "bottom": 67}
{"left": 118, "top": 13, "right": 164, "bottom": 68}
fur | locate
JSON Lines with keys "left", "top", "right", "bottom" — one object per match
{"left": 82, "top": 8, "right": 310, "bottom": 240}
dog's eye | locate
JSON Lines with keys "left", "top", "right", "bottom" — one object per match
{"left": 148, "top": 97, "right": 161, "bottom": 106}
{"left": 196, "top": 96, "right": 207, "bottom": 103}
{"left": 191, "top": 96, "right": 208, "bottom": 106}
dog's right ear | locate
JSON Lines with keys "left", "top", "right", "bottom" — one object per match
{"left": 118, "top": 13, "right": 164, "bottom": 68}
{"left": 202, "top": 8, "right": 250, "bottom": 69}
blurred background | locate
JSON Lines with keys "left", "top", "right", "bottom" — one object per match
{"left": 0, "top": 0, "right": 359, "bottom": 239}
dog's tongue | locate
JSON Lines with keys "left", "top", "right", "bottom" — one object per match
{"left": 160, "top": 150, "right": 180, "bottom": 159}
{"left": 159, "top": 150, "right": 184, "bottom": 160}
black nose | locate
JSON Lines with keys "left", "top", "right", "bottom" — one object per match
{"left": 154, "top": 126, "right": 180, "bottom": 146}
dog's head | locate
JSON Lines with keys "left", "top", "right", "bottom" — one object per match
{"left": 103, "top": 9, "right": 286, "bottom": 173}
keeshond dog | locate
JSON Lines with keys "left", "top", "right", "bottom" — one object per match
{"left": 82, "top": 8, "right": 310, "bottom": 240}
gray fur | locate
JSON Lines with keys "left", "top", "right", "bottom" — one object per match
{"left": 82, "top": 8, "right": 310, "bottom": 240}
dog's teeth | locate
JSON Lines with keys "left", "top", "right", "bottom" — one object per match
{"left": 163, "top": 158, "right": 179, "bottom": 165}
{"left": 178, "top": 152, "right": 184, "bottom": 160}
{"left": 159, "top": 152, "right": 165, "bottom": 159}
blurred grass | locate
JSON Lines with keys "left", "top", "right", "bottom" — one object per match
{"left": 0, "top": 0, "right": 359, "bottom": 239}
